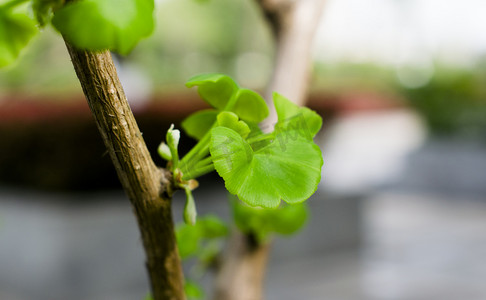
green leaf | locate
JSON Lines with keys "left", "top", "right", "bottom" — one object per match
{"left": 176, "top": 215, "right": 228, "bottom": 259}
{"left": 210, "top": 126, "right": 322, "bottom": 208}
{"left": 52, "top": 0, "right": 154, "bottom": 54}
{"left": 32, "top": 0, "right": 62, "bottom": 26}
{"left": 183, "top": 187, "right": 197, "bottom": 225}
{"left": 0, "top": 8, "right": 37, "bottom": 68}
{"left": 186, "top": 73, "right": 238, "bottom": 110}
{"left": 157, "top": 142, "right": 171, "bottom": 161}
{"left": 166, "top": 124, "right": 180, "bottom": 170}
{"left": 181, "top": 109, "right": 218, "bottom": 140}
{"left": 185, "top": 280, "right": 204, "bottom": 299}
{"left": 231, "top": 88, "right": 268, "bottom": 123}
{"left": 182, "top": 74, "right": 267, "bottom": 141}
{"left": 233, "top": 200, "right": 308, "bottom": 241}
{"left": 216, "top": 111, "right": 250, "bottom": 138}
{"left": 270, "top": 203, "right": 308, "bottom": 235}
{"left": 198, "top": 215, "right": 229, "bottom": 238}
{"left": 176, "top": 222, "right": 200, "bottom": 259}
{"left": 273, "top": 92, "right": 322, "bottom": 139}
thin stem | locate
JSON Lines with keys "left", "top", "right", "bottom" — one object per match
{"left": 246, "top": 132, "right": 274, "bottom": 145}
{"left": 180, "top": 130, "right": 211, "bottom": 168}
{"left": 182, "top": 163, "right": 215, "bottom": 180}
{"left": 194, "top": 156, "right": 213, "bottom": 169}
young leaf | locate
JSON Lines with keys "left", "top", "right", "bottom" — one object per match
{"left": 182, "top": 74, "right": 268, "bottom": 140}
{"left": 181, "top": 109, "right": 218, "bottom": 140}
{"left": 274, "top": 92, "right": 322, "bottom": 139}
{"left": 233, "top": 200, "right": 309, "bottom": 241}
{"left": 0, "top": 8, "right": 37, "bottom": 68}
{"left": 157, "top": 142, "right": 172, "bottom": 161}
{"left": 166, "top": 124, "right": 180, "bottom": 170}
{"left": 210, "top": 126, "right": 322, "bottom": 208}
{"left": 184, "top": 280, "right": 204, "bottom": 300}
{"left": 175, "top": 215, "right": 228, "bottom": 259}
{"left": 32, "top": 0, "right": 62, "bottom": 26}
{"left": 231, "top": 88, "right": 269, "bottom": 123}
{"left": 52, "top": 0, "right": 154, "bottom": 54}
{"left": 216, "top": 111, "right": 250, "bottom": 138}
{"left": 198, "top": 215, "right": 229, "bottom": 238}
{"left": 183, "top": 187, "right": 197, "bottom": 225}
{"left": 186, "top": 73, "right": 238, "bottom": 110}
{"left": 176, "top": 222, "right": 200, "bottom": 259}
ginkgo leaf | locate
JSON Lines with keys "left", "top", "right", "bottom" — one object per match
{"left": 231, "top": 88, "right": 268, "bottom": 123}
{"left": 176, "top": 215, "right": 228, "bottom": 259}
{"left": 52, "top": 0, "right": 154, "bottom": 54}
{"left": 32, "top": 0, "right": 62, "bottom": 26}
{"left": 186, "top": 73, "right": 238, "bottom": 110}
{"left": 0, "top": 8, "right": 37, "bottom": 68}
{"left": 210, "top": 126, "right": 322, "bottom": 208}
{"left": 233, "top": 199, "right": 308, "bottom": 241}
{"left": 181, "top": 109, "right": 218, "bottom": 140}
{"left": 273, "top": 92, "right": 322, "bottom": 139}
{"left": 216, "top": 111, "right": 250, "bottom": 138}
{"left": 182, "top": 74, "right": 268, "bottom": 140}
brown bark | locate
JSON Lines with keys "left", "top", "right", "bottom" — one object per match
{"left": 259, "top": 0, "right": 326, "bottom": 122}
{"left": 214, "top": 231, "right": 271, "bottom": 300}
{"left": 64, "top": 43, "right": 185, "bottom": 300}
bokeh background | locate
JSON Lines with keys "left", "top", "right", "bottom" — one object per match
{"left": 1, "top": 0, "right": 486, "bottom": 299}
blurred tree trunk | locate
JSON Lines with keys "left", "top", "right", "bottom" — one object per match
{"left": 63, "top": 43, "right": 186, "bottom": 300}
{"left": 213, "top": 1, "right": 325, "bottom": 300}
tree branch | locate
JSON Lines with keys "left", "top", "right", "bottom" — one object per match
{"left": 214, "top": 231, "right": 271, "bottom": 300}
{"left": 258, "top": 0, "right": 326, "bottom": 122}
{"left": 64, "top": 43, "right": 185, "bottom": 300}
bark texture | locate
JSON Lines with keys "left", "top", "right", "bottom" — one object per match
{"left": 214, "top": 231, "right": 271, "bottom": 300}
{"left": 259, "top": 0, "right": 326, "bottom": 122}
{"left": 64, "top": 43, "right": 185, "bottom": 300}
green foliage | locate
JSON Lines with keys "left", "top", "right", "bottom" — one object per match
{"left": 52, "top": 0, "right": 155, "bottom": 54}
{"left": 184, "top": 280, "right": 204, "bottom": 300}
{"left": 186, "top": 73, "right": 239, "bottom": 110}
{"left": 210, "top": 93, "right": 323, "bottom": 208}
{"left": 233, "top": 198, "right": 309, "bottom": 242}
{"left": 181, "top": 109, "right": 219, "bottom": 140}
{"left": 176, "top": 74, "right": 323, "bottom": 208}
{"left": 0, "top": 1, "right": 37, "bottom": 68}
{"left": 216, "top": 111, "right": 250, "bottom": 138}
{"left": 401, "top": 67, "right": 486, "bottom": 138}
{"left": 176, "top": 215, "right": 227, "bottom": 298}
{"left": 182, "top": 74, "right": 268, "bottom": 140}
{"left": 32, "top": 0, "right": 61, "bottom": 26}
{"left": 176, "top": 215, "right": 228, "bottom": 260}
{"left": 183, "top": 186, "right": 197, "bottom": 225}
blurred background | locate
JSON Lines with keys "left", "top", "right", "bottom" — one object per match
{"left": 1, "top": 0, "right": 486, "bottom": 299}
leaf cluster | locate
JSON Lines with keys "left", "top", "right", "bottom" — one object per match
{"left": 176, "top": 73, "right": 323, "bottom": 209}
{"left": 159, "top": 73, "right": 322, "bottom": 244}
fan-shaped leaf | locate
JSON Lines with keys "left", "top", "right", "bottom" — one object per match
{"left": 231, "top": 89, "right": 268, "bottom": 123}
{"left": 210, "top": 126, "right": 322, "bottom": 208}
{"left": 0, "top": 9, "right": 37, "bottom": 68}
{"left": 273, "top": 92, "right": 322, "bottom": 139}
{"left": 52, "top": 0, "right": 154, "bottom": 54}
{"left": 186, "top": 73, "right": 238, "bottom": 110}
{"left": 233, "top": 200, "right": 308, "bottom": 241}
{"left": 216, "top": 112, "right": 250, "bottom": 138}
{"left": 181, "top": 109, "right": 218, "bottom": 140}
